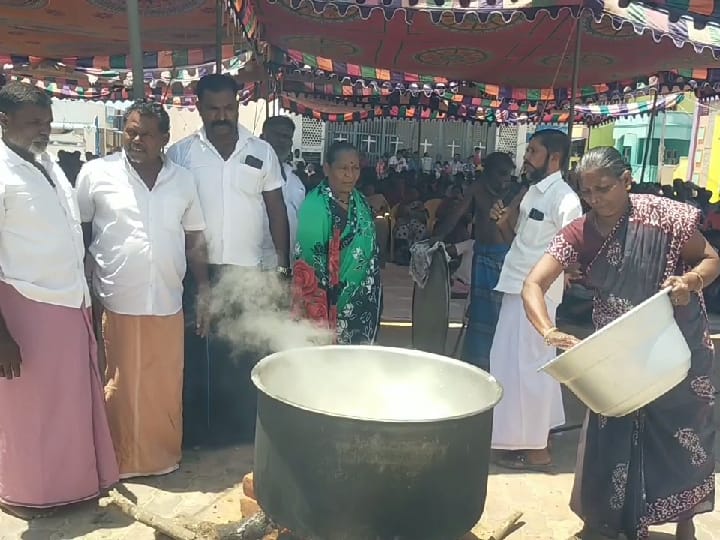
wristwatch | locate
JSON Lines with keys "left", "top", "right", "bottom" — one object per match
{"left": 276, "top": 266, "right": 292, "bottom": 278}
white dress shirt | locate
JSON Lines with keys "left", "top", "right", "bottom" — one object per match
{"left": 261, "top": 163, "right": 306, "bottom": 270}
{"left": 0, "top": 140, "right": 89, "bottom": 308}
{"left": 76, "top": 153, "right": 206, "bottom": 316}
{"left": 495, "top": 171, "right": 583, "bottom": 305}
{"left": 167, "top": 126, "right": 283, "bottom": 267}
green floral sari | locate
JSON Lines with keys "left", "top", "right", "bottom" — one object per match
{"left": 291, "top": 180, "right": 382, "bottom": 344}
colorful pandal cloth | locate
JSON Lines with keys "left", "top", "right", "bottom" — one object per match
{"left": 461, "top": 243, "right": 509, "bottom": 372}
{"left": 0, "top": 282, "right": 119, "bottom": 508}
{"left": 103, "top": 310, "right": 184, "bottom": 479}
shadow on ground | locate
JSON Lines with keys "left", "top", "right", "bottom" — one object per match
{"left": 1, "top": 326, "right": 717, "bottom": 539}
{"left": 15, "top": 500, "right": 134, "bottom": 540}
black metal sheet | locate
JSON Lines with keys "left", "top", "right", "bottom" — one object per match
{"left": 411, "top": 248, "right": 450, "bottom": 355}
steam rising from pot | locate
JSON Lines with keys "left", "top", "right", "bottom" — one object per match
{"left": 208, "top": 267, "right": 334, "bottom": 356}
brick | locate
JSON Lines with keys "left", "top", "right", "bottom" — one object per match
{"left": 242, "top": 472, "right": 255, "bottom": 500}
{"left": 240, "top": 495, "right": 260, "bottom": 518}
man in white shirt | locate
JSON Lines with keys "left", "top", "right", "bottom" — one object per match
{"left": 421, "top": 152, "right": 433, "bottom": 174}
{"left": 489, "top": 129, "right": 583, "bottom": 470}
{"left": 0, "top": 82, "right": 118, "bottom": 516}
{"left": 167, "top": 74, "right": 290, "bottom": 446}
{"left": 388, "top": 152, "right": 399, "bottom": 173}
{"left": 396, "top": 151, "right": 408, "bottom": 173}
{"left": 77, "top": 101, "right": 209, "bottom": 479}
{"left": 260, "top": 115, "right": 306, "bottom": 269}
{"left": 451, "top": 155, "right": 464, "bottom": 176}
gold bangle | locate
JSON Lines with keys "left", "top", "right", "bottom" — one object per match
{"left": 687, "top": 270, "right": 704, "bottom": 292}
{"left": 542, "top": 326, "right": 558, "bottom": 345}
{"left": 542, "top": 326, "right": 558, "bottom": 339}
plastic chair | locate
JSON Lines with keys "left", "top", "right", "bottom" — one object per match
{"left": 389, "top": 203, "right": 400, "bottom": 262}
{"left": 424, "top": 198, "right": 443, "bottom": 232}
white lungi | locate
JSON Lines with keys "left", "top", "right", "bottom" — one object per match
{"left": 489, "top": 293, "right": 565, "bottom": 450}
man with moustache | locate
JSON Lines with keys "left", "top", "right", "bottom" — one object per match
{"left": 167, "top": 74, "right": 290, "bottom": 446}
{"left": 489, "top": 129, "right": 583, "bottom": 471}
{"left": 0, "top": 82, "right": 118, "bottom": 516}
{"left": 77, "top": 101, "right": 209, "bottom": 478}
{"left": 260, "top": 115, "right": 306, "bottom": 269}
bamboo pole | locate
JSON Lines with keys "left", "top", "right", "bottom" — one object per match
{"left": 565, "top": 15, "right": 583, "bottom": 174}
{"left": 126, "top": 0, "right": 144, "bottom": 100}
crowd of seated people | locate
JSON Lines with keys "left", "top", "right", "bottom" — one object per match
{"left": 332, "top": 151, "right": 720, "bottom": 319}
{"left": 356, "top": 161, "right": 477, "bottom": 268}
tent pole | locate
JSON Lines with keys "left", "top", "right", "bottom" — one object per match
{"left": 215, "top": 0, "right": 223, "bottom": 73}
{"left": 417, "top": 108, "right": 422, "bottom": 156}
{"left": 566, "top": 14, "right": 583, "bottom": 174}
{"left": 127, "top": 0, "right": 144, "bottom": 101}
{"left": 265, "top": 76, "right": 271, "bottom": 120}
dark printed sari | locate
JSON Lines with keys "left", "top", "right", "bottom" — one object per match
{"left": 547, "top": 194, "right": 715, "bottom": 540}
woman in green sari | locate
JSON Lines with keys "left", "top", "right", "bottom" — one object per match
{"left": 292, "top": 142, "right": 382, "bottom": 344}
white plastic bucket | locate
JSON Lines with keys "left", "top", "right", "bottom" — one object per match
{"left": 540, "top": 288, "right": 691, "bottom": 417}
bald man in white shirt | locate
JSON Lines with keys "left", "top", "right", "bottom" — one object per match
{"left": 0, "top": 82, "right": 118, "bottom": 516}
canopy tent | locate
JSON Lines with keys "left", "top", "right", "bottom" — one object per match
{"left": 0, "top": 0, "right": 244, "bottom": 68}
{"left": 280, "top": 91, "right": 685, "bottom": 124}
{"left": 0, "top": 0, "right": 254, "bottom": 99}
{"left": 228, "top": 0, "right": 720, "bottom": 90}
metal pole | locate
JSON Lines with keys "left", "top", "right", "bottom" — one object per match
{"left": 265, "top": 77, "right": 271, "bottom": 120}
{"left": 640, "top": 93, "right": 659, "bottom": 183}
{"left": 126, "top": 0, "right": 145, "bottom": 100}
{"left": 417, "top": 108, "right": 422, "bottom": 156}
{"left": 687, "top": 100, "right": 701, "bottom": 182}
{"left": 565, "top": 15, "right": 583, "bottom": 174}
{"left": 380, "top": 117, "right": 386, "bottom": 160}
{"left": 658, "top": 110, "right": 668, "bottom": 174}
{"left": 215, "top": 0, "right": 223, "bottom": 74}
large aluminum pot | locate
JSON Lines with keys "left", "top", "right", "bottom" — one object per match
{"left": 540, "top": 288, "right": 691, "bottom": 417}
{"left": 251, "top": 345, "right": 503, "bottom": 540}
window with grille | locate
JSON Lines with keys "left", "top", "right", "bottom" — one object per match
{"left": 664, "top": 149, "right": 679, "bottom": 165}
{"left": 495, "top": 125, "right": 518, "bottom": 154}
{"left": 301, "top": 118, "right": 324, "bottom": 149}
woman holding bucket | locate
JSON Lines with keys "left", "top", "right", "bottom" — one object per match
{"left": 522, "top": 147, "right": 718, "bottom": 540}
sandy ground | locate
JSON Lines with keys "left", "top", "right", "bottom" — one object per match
{"left": 1, "top": 266, "right": 718, "bottom": 539}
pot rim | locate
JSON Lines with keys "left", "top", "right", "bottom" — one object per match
{"left": 251, "top": 345, "right": 504, "bottom": 424}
